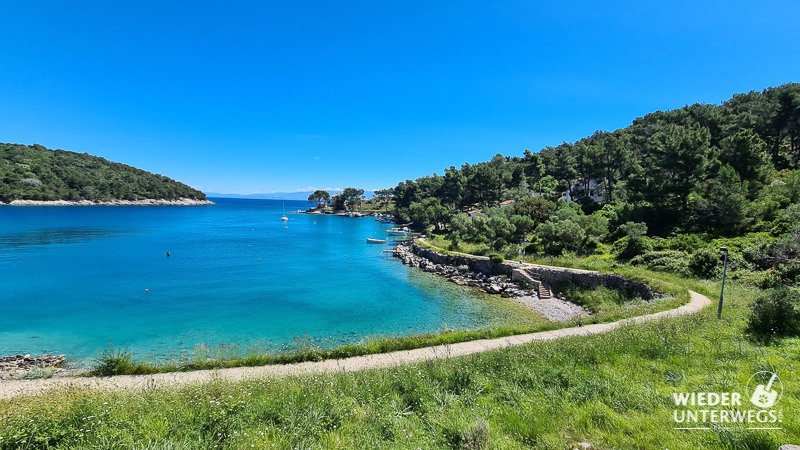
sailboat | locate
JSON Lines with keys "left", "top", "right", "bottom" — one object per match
{"left": 281, "top": 203, "right": 288, "bottom": 221}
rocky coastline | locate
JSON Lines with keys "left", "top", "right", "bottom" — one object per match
{"left": 2, "top": 198, "right": 216, "bottom": 206}
{"left": 0, "top": 354, "right": 65, "bottom": 380}
{"left": 392, "top": 242, "right": 589, "bottom": 322}
{"left": 394, "top": 243, "right": 534, "bottom": 297}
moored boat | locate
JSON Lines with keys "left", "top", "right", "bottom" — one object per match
{"left": 366, "top": 238, "right": 386, "bottom": 244}
{"left": 386, "top": 227, "right": 409, "bottom": 236}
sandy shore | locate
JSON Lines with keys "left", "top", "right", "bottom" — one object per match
{"left": 0, "top": 291, "right": 710, "bottom": 401}
{"left": 2, "top": 198, "right": 216, "bottom": 206}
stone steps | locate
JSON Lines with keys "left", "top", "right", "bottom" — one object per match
{"left": 538, "top": 282, "right": 553, "bottom": 299}
{"left": 511, "top": 268, "right": 553, "bottom": 299}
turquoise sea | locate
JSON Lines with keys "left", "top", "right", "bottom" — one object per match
{"left": 0, "top": 199, "right": 520, "bottom": 366}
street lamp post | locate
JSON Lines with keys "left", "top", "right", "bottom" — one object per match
{"left": 717, "top": 247, "right": 729, "bottom": 320}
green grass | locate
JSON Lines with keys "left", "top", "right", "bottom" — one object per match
{"left": 1, "top": 276, "right": 797, "bottom": 449}
{"left": 87, "top": 325, "right": 559, "bottom": 376}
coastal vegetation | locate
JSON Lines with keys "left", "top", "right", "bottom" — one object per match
{"left": 0, "top": 143, "right": 207, "bottom": 203}
{"left": 382, "top": 84, "right": 800, "bottom": 292}
{"left": 307, "top": 189, "right": 331, "bottom": 208}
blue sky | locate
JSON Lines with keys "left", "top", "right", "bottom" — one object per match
{"left": 2, "top": 1, "right": 798, "bottom": 194}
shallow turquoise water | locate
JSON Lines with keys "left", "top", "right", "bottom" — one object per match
{"left": 0, "top": 199, "right": 515, "bottom": 366}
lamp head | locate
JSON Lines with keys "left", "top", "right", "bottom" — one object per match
{"left": 719, "top": 247, "right": 728, "bottom": 252}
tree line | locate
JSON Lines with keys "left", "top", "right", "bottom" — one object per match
{"left": 375, "top": 83, "right": 800, "bottom": 287}
{"left": 380, "top": 83, "right": 799, "bottom": 235}
{"left": 307, "top": 188, "right": 367, "bottom": 211}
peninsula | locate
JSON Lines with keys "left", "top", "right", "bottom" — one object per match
{"left": 0, "top": 143, "right": 210, "bottom": 205}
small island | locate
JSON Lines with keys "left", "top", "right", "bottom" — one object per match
{"left": 0, "top": 143, "right": 212, "bottom": 205}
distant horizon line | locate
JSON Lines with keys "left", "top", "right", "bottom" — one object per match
{"left": 206, "top": 189, "right": 377, "bottom": 200}
{"left": 206, "top": 189, "right": 377, "bottom": 195}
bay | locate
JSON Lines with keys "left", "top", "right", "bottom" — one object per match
{"left": 0, "top": 199, "right": 527, "bottom": 366}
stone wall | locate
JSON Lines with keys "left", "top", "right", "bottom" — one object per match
{"left": 410, "top": 242, "right": 659, "bottom": 300}
{"left": 411, "top": 243, "right": 516, "bottom": 276}
{"left": 523, "top": 267, "right": 658, "bottom": 300}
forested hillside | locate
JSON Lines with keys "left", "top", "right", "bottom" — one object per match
{"left": 387, "top": 83, "right": 800, "bottom": 287}
{"left": 0, "top": 143, "right": 207, "bottom": 202}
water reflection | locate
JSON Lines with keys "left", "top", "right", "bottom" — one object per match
{"left": 0, "top": 228, "right": 129, "bottom": 252}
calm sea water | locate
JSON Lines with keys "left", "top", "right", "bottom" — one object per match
{"left": 0, "top": 199, "right": 520, "bottom": 366}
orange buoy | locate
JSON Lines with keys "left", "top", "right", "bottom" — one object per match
{"left": 285, "top": 226, "right": 288, "bottom": 229}
{"left": 145, "top": 289, "right": 149, "bottom": 292}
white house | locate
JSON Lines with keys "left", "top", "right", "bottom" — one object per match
{"left": 562, "top": 179, "right": 605, "bottom": 204}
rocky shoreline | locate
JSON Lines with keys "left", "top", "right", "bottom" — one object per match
{"left": 0, "top": 354, "right": 65, "bottom": 380}
{"left": 392, "top": 242, "right": 589, "bottom": 322}
{"left": 394, "top": 243, "right": 534, "bottom": 298}
{"left": 2, "top": 198, "right": 216, "bottom": 206}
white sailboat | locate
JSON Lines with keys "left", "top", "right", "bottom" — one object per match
{"left": 281, "top": 203, "right": 288, "bottom": 221}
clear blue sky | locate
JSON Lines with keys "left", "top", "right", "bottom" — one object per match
{"left": 2, "top": 1, "right": 798, "bottom": 194}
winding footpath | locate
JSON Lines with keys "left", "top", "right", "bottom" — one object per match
{"left": 0, "top": 291, "right": 710, "bottom": 401}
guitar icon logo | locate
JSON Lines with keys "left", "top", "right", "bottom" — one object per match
{"left": 747, "top": 372, "right": 782, "bottom": 408}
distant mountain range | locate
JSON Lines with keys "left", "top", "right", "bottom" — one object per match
{"left": 207, "top": 190, "right": 375, "bottom": 200}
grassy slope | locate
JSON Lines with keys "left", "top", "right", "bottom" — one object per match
{"left": 1, "top": 272, "right": 796, "bottom": 449}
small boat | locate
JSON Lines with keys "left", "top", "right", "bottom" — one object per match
{"left": 281, "top": 203, "right": 288, "bottom": 221}
{"left": 366, "top": 238, "right": 386, "bottom": 244}
{"left": 386, "top": 227, "right": 408, "bottom": 236}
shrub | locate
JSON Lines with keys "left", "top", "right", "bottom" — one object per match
{"left": 535, "top": 219, "right": 585, "bottom": 256}
{"left": 618, "top": 221, "right": 648, "bottom": 240}
{"left": 612, "top": 236, "right": 650, "bottom": 260}
{"left": 462, "top": 419, "right": 490, "bottom": 450}
{"left": 746, "top": 287, "right": 800, "bottom": 341}
{"left": 630, "top": 250, "right": 690, "bottom": 275}
{"left": 584, "top": 236, "right": 601, "bottom": 251}
{"left": 664, "top": 233, "right": 710, "bottom": 253}
{"left": 16, "top": 367, "right": 56, "bottom": 380}
{"left": 91, "top": 343, "right": 146, "bottom": 376}
{"left": 688, "top": 247, "right": 722, "bottom": 278}
{"left": 493, "top": 238, "right": 507, "bottom": 250}
{"left": 488, "top": 253, "right": 504, "bottom": 264}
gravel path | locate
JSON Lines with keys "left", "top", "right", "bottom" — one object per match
{"left": 0, "top": 291, "right": 710, "bottom": 401}
{"left": 515, "top": 295, "right": 589, "bottom": 322}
